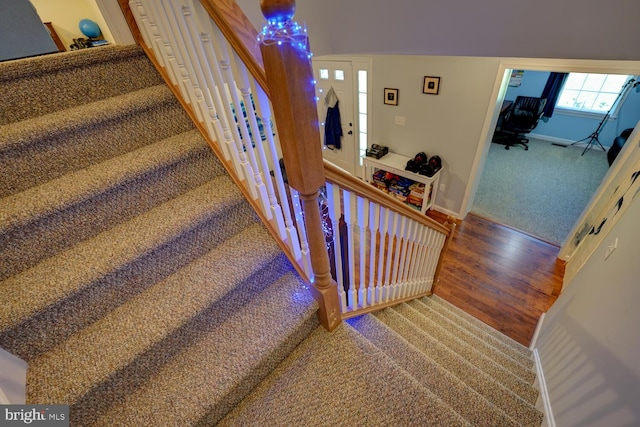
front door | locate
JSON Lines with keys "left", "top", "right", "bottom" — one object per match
{"left": 313, "top": 60, "right": 356, "bottom": 176}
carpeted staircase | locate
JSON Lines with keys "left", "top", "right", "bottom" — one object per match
{"left": 0, "top": 45, "right": 543, "bottom": 426}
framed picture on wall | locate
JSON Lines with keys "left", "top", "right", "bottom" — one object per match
{"left": 384, "top": 88, "right": 399, "bottom": 105}
{"left": 423, "top": 76, "right": 441, "bottom": 95}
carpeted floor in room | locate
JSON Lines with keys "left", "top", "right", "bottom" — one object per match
{"left": 472, "top": 137, "right": 610, "bottom": 246}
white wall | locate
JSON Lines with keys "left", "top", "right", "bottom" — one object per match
{"left": 236, "top": 0, "right": 640, "bottom": 60}
{"left": 535, "top": 188, "right": 640, "bottom": 426}
{"left": 235, "top": 0, "right": 333, "bottom": 57}
{"left": 367, "top": 55, "right": 501, "bottom": 214}
{"left": 31, "top": 0, "right": 113, "bottom": 51}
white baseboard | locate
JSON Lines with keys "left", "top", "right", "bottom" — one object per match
{"left": 529, "top": 312, "right": 545, "bottom": 350}
{"left": 533, "top": 348, "right": 556, "bottom": 427}
{"left": 432, "top": 205, "right": 462, "bottom": 220}
{"left": 529, "top": 133, "right": 586, "bottom": 147}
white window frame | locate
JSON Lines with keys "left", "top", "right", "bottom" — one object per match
{"left": 555, "top": 73, "right": 635, "bottom": 119}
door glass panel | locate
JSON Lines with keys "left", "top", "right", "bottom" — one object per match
{"left": 319, "top": 69, "right": 329, "bottom": 80}
{"left": 335, "top": 69, "right": 345, "bottom": 81}
{"left": 358, "top": 70, "right": 367, "bottom": 93}
{"left": 359, "top": 93, "right": 367, "bottom": 114}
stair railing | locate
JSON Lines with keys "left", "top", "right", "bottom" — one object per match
{"left": 122, "top": 0, "right": 451, "bottom": 328}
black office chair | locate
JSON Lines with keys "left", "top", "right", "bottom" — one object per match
{"left": 494, "top": 96, "right": 547, "bottom": 150}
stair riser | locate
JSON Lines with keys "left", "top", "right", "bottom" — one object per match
{"left": 429, "top": 295, "right": 532, "bottom": 359}
{"left": 375, "top": 309, "right": 542, "bottom": 425}
{"left": 394, "top": 304, "right": 539, "bottom": 405}
{"left": 408, "top": 300, "right": 536, "bottom": 382}
{"left": 0, "top": 100, "right": 194, "bottom": 198}
{"left": 0, "top": 47, "right": 163, "bottom": 125}
{"left": 348, "top": 315, "right": 519, "bottom": 427}
{"left": 0, "top": 200, "right": 256, "bottom": 361}
{"left": 0, "top": 148, "right": 223, "bottom": 281}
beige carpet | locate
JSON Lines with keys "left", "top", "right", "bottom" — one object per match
{"left": 1, "top": 45, "right": 543, "bottom": 426}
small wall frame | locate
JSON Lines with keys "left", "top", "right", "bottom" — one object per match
{"left": 423, "top": 76, "right": 441, "bottom": 95}
{"left": 384, "top": 88, "right": 399, "bottom": 105}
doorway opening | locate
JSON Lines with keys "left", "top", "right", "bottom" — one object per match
{"left": 465, "top": 60, "right": 640, "bottom": 256}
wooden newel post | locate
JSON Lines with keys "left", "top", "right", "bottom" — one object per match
{"left": 259, "top": 0, "right": 341, "bottom": 331}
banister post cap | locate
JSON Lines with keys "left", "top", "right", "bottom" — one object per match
{"left": 260, "top": 0, "right": 296, "bottom": 22}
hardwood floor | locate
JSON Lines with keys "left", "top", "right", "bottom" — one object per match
{"left": 431, "top": 212, "right": 564, "bottom": 347}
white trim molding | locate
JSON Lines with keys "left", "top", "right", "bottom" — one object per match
{"left": 533, "top": 348, "right": 556, "bottom": 427}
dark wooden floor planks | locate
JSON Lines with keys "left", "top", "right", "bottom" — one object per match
{"left": 431, "top": 213, "right": 564, "bottom": 347}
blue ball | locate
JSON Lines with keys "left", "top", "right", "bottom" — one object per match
{"left": 79, "top": 19, "right": 101, "bottom": 38}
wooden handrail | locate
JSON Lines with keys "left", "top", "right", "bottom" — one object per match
{"left": 120, "top": 0, "right": 453, "bottom": 328}
{"left": 323, "top": 160, "right": 451, "bottom": 236}
{"left": 199, "top": 0, "right": 269, "bottom": 95}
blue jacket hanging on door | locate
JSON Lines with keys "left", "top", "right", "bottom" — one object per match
{"left": 324, "top": 87, "right": 343, "bottom": 150}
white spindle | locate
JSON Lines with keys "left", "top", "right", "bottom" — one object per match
{"left": 368, "top": 201, "right": 380, "bottom": 306}
{"left": 205, "top": 22, "right": 255, "bottom": 192}
{"left": 357, "top": 196, "right": 368, "bottom": 309}
{"left": 289, "top": 188, "right": 312, "bottom": 279}
{"left": 409, "top": 225, "right": 427, "bottom": 295}
{"left": 144, "top": 2, "right": 191, "bottom": 100}
{"left": 196, "top": 30, "right": 243, "bottom": 170}
{"left": 393, "top": 216, "right": 408, "bottom": 298}
{"left": 326, "top": 183, "right": 347, "bottom": 312}
{"left": 159, "top": 0, "right": 207, "bottom": 123}
{"left": 398, "top": 220, "right": 414, "bottom": 298}
{"left": 180, "top": 3, "right": 226, "bottom": 145}
{"left": 343, "top": 190, "right": 357, "bottom": 310}
{"left": 425, "top": 233, "right": 446, "bottom": 292}
{"left": 377, "top": 207, "right": 389, "bottom": 303}
{"left": 252, "top": 86, "right": 300, "bottom": 250}
{"left": 383, "top": 210, "right": 398, "bottom": 302}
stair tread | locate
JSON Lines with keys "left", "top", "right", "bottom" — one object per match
{"left": 420, "top": 296, "right": 535, "bottom": 368}
{"left": 0, "top": 176, "right": 245, "bottom": 333}
{"left": 84, "top": 267, "right": 318, "bottom": 426}
{"left": 393, "top": 303, "right": 539, "bottom": 403}
{"left": 0, "top": 130, "right": 215, "bottom": 233}
{"left": 348, "top": 314, "right": 520, "bottom": 427}
{"left": 219, "top": 322, "right": 471, "bottom": 427}
{"left": 408, "top": 299, "right": 536, "bottom": 380}
{"left": 430, "top": 294, "right": 533, "bottom": 357}
{"left": 0, "top": 45, "right": 163, "bottom": 124}
{"left": 27, "top": 223, "right": 294, "bottom": 404}
{"left": 375, "top": 308, "right": 543, "bottom": 425}
{"left": 0, "top": 84, "right": 177, "bottom": 153}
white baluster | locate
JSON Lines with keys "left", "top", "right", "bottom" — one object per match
{"left": 194, "top": 26, "right": 242, "bottom": 170}
{"left": 424, "top": 233, "right": 446, "bottom": 293}
{"left": 326, "top": 183, "right": 347, "bottom": 313}
{"left": 393, "top": 216, "right": 408, "bottom": 299}
{"left": 383, "top": 210, "right": 397, "bottom": 302}
{"left": 343, "top": 190, "right": 357, "bottom": 311}
{"left": 232, "top": 54, "right": 274, "bottom": 219}
{"left": 419, "top": 229, "right": 438, "bottom": 293}
{"left": 409, "top": 225, "right": 427, "bottom": 295}
{"left": 357, "top": 196, "right": 368, "bottom": 309}
{"left": 289, "top": 188, "right": 312, "bottom": 279}
{"left": 132, "top": 1, "right": 177, "bottom": 85}
{"left": 398, "top": 220, "right": 415, "bottom": 298}
{"left": 248, "top": 79, "right": 288, "bottom": 236}
{"left": 159, "top": 0, "right": 206, "bottom": 123}
{"left": 252, "top": 85, "right": 299, "bottom": 251}
{"left": 368, "top": 201, "right": 380, "bottom": 306}
{"left": 179, "top": 3, "right": 224, "bottom": 144}
{"left": 377, "top": 207, "right": 390, "bottom": 304}
{"left": 205, "top": 23, "right": 256, "bottom": 193}
{"left": 146, "top": 1, "right": 192, "bottom": 92}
